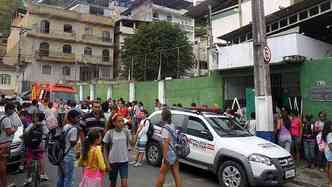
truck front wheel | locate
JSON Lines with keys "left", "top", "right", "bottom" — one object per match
{"left": 218, "top": 160, "right": 248, "bottom": 187}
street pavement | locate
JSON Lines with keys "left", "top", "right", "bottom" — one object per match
{"left": 7, "top": 157, "right": 302, "bottom": 187}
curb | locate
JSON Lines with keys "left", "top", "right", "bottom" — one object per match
{"left": 290, "top": 178, "right": 327, "bottom": 187}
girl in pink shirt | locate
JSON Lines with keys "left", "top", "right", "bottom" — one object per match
{"left": 290, "top": 111, "right": 302, "bottom": 161}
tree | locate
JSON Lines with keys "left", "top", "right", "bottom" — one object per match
{"left": 121, "top": 21, "right": 193, "bottom": 81}
{"left": 0, "top": 0, "right": 24, "bottom": 35}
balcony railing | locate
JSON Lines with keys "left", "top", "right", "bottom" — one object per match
{"left": 81, "top": 34, "right": 113, "bottom": 44}
{"left": 29, "top": 26, "right": 76, "bottom": 41}
{"left": 81, "top": 55, "right": 111, "bottom": 64}
{"left": 35, "top": 50, "right": 75, "bottom": 63}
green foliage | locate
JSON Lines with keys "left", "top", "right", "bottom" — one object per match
{"left": 121, "top": 21, "right": 194, "bottom": 81}
{"left": 0, "top": 0, "right": 24, "bottom": 35}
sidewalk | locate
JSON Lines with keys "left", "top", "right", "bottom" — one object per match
{"left": 290, "top": 163, "right": 328, "bottom": 187}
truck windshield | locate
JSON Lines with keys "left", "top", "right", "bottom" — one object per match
{"left": 51, "top": 92, "right": 75, "bottom": 102}
{"left": 206, "top": 117, "right": 252, "bottom": 137}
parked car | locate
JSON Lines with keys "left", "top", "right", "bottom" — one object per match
{"left": 7, "top": 125, "right": 24, "bottom": 171}
{"left": 146, "top": 108, "right": 295, "bottom": 187}
{"left": 0, "top": 108, "right": 25, "bottom": 171}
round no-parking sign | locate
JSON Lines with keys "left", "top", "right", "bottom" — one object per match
{"left": 263, "top": 46, "right": 271, "bottom": 64}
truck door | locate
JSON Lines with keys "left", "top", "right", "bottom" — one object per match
{"left": 185, "top": 116, "right": 215, "bottom": 165}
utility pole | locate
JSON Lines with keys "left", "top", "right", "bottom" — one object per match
{"left": 12, "top": 26, "right": 30, "bottom": 92}
{"left": 238, "top": 0, "right": 243, "bottom": 27}
{"left": 131, "top": 57, "right": 134, "bottom": 81}
{"left": 144, "top": 55, "right": 147, "bottom": 81}
{"left": 177, "top": 47, "right": 179, "bottom": 79}
{"left": 251, "top": 0, "right": 273, "bottom": 141}
{"left": 157, "top": 52, "right": 162, "bottom": 80}
{"left": 207, "top": 5, "right": 213, "bottom": 77}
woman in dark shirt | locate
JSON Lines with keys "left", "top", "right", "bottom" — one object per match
{"left": 302, "top": 114, "right": 315, "bottom": 168}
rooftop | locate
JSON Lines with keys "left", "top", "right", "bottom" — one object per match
{"left": 218, "top": 0, "right": 331, "bottom": 43}
{"left": 185, "top": 0, "right": 237, "bottom": 18}
{"left": 122, "top": 0, "right": 193, "bottom": 15}
{"left": 29, "top": 3, "right": 115, "bottom": 27}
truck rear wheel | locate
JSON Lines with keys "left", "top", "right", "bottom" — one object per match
{"left": 218, "top": 161, "right": 248, "bottom": 187}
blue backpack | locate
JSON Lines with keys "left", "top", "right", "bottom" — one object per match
{"left": 163, "top": 126, "right": 191, "bottom": 159}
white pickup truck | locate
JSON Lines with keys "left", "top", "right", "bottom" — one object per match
{"left": 146, "top": 108, "right": 295, "bottom": 187}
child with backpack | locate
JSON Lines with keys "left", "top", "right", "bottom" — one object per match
{"left": 103, "top": 113, "right": 130, "bottom": 187}
{"left": 130, "top": 110, "right": 150, "bottom": 167}
{"left": 22, "top": 112, "right": 49, "bottom": 186}
{"left": 156, "top": 108, "right": 182, "bottom": 187}
{"left": 78, "top": 129, "right": 106, "bottom": 187}
{"left": 56, "top": 110, "right": 80, "bottom": 187}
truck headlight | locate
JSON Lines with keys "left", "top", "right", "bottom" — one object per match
{"left": 248, "top": 154, "right": 272, "bottom": 166}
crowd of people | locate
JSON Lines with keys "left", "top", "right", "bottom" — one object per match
{"left": 273, "top": 109, "right": 332, "bottom": 186}
{"left": 274, "top": 110, "right": 328, "bottom": 169}
{"left": 0, "top": 94, "right": 332, "bottom": 187}
{"left": 0, "top": 96, "right": 183, "bottom": 187}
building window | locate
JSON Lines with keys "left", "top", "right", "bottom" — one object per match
{"left": 41, "top": 65, "right": 52, "bottom": 75}
{"left": 63, "top": 44, "right": 72, "bottom": 54}
{"left": 102, "top": 49, "right": 110, "bottom": 62}
{"left": 87, "top": 0, "right": 109, "bottom": 7}
{"left": 153, "top": 12, "right": 159, "bottom": 19}
{"left": 102, "top": 31, "right": 111, "bottom": 42}
{"left": 89, "top": 6, "right": 104, "bottom": 16}
{"left": 84, "top": 47, "right": 92, "bottom": 56}
{"left": 0, "top": 74, "right": 11, "bottom": 85}
{"left": 80, "top": 66, "right": 98, "bottom": 81}
{"left": 85, "top": 27, "right": 93, "bottom": 35}
{"left": 63, "top": 66, "right": 71, "bottom": 76}
{"left": 39, "top": 42, "right": 49, "bottom": 56}
{"left": 101, "top": 66, "right": 111, "bottom": 79}
{"left": 64, "top": 24, "right": 73, "bottom": 33}
{"left": 167, "top": 15, "right": 172, "bottom": 21}
{"left": 40, "top": 20, "right": 50, "bottom": 33}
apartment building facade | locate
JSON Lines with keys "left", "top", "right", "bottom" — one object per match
{"left": 5, "top": 3, "right": 115, "bottom": 91}
{"left": 122, "top": 0, "right": 195, "bottom": 42}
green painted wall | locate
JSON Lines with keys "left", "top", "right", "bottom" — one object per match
{"left": 96, "top": 84, "right": 108, "bottom": 101}
{"left": 135, "top": 81, "right": 158, "bottom": 113}
{"left": 112, "top": 83, "right": 129, "bottom": 101}
{"left": 165, "top": 73, "right": 223, "bottom": 108}
{"left": 82, "top": 84, "right": 90, "bottom": 99}
{"left": 300, "top": 58, "right": 332, "bottom": 117}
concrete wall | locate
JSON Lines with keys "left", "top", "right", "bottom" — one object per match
{"left": 211, "top": 0, "right": 293, "bottom": 43}
{"left": 112, "top": 82, "right": 129, "bottom": 101}
{"left": 301, "top": 58, "right": 332, "bottom": 117}
{"left": 130, "top": 1, "right": 153, "bottom": 21}
{"left": 24, "top": 62, "right": 80, "bottom": 83}
{"left": 165, "top": 73, "right": 223, "bottom": 108}
{"left": 135, "top": 81, "right": 158, "bottom": 112}
{"left": 216, "top": 33, "right": 332, "bottom": 70}
{"left": 78, "top": 73, "right": 224, "bottom": 113}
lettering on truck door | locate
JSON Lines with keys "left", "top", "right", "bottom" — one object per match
{"left": 185, "top": 116, "right": 215, "bottom": 165}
